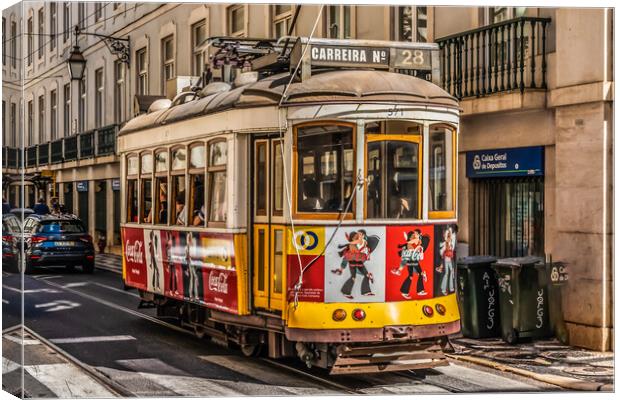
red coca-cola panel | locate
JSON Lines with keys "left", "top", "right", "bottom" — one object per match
{"left": 287, "top": 255, "right": 325, "bottom": 303}
{"left": 385, "top": 225, "right": 435, "bottom": 301}
{"left": 123, "top": 227, "right": 148, "bottom": 291}
{"left": 202, "top": 267, "right": 238, "bottom": 313}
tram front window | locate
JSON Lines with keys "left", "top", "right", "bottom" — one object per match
{"left": 296, "top": 124, "right": 354, "bottom": 214}
{"left": 367, "top": 140, "right": 420, "bottom": 219}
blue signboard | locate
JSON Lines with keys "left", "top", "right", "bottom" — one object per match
{"left": 76, "top": 181, "right": 89, "bottom": 192}
{"left": 112, "top": 179, "right": 121, "bottom": 191}
{"left": 466, "top": 146, "right": 544, "bottom": 178}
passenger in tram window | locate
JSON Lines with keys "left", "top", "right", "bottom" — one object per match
{"left": 158, "top": 185, "right": 168, "bottom": 224}
{"left": 175, "top": 191, "right": 187, "bottom": 225}
{"left": 300, "top": 178, "right": 324, "bottom": 211}
{"left": 389, "top": 172, "right": 415, "bottom": 219}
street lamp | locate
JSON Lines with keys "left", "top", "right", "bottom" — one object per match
{"left": 65, "top": 25, "right": 130, "bottom": 81}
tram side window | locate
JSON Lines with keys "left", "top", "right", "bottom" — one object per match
{"left": 208, "top": 140, "right": 227, "bottom": 223}
{"left": 171, "top": 147, "right": 187, "bottom": 225}
{"left": 296, "top": 124, "right": 354, "bottom": 214}
{"left": 127, "top": 180, "right": 138, "bottom": 223}
{"left": 190, "top": 144, "right": 206, "bottom": 226}
{"left": 154, "top": 150, "right": 169, "bottom": 225}
{"left": 141, "top": 153, "right": 153, "bottom": 223}
{"left": 429, "top": 125, "right": 455, "bottom": 215}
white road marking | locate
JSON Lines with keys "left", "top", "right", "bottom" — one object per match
{"left": 3, "top": 334, "right": 41, "bottom": 346}
{"left": 434, "top": 364, "right": 538, "bottom": 390}
{"left": 2, "top": 357, "right": 21, "bottom": 374}
{"left": 92, "top": 282, "right": 140, "bottom": 298}
{"left": 199, "top": 355, "right": 338, "bottom": 393}
{"left": 63, "top": 282, "right": 90, "bottom": 288}
{"left": 34, "top": 300, "right": 81, "bottom": 312}
{"left": 50, "top": 335, "right": 136, "bottom": 344}
{"left": 24, "top": 363, "right": 116, "bottom": 398}
{"left": 2, "top": 285, "right": 61, "bottom": 294}
{"left": 36, "top": 275, "right": 63, "bottom": 279}
{"left": 2, "top": 298, "right": 8, "bottom": 304}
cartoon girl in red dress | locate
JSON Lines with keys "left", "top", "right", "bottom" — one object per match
{"left": 391, "top": 229, "right": 430, "bottom": 298}
{"left": 331, "top": 230, "right": 379, "bottom": 299}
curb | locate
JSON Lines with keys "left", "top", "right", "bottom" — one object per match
{"left": 446, "top": 353, "right": 612, "bottom": 391}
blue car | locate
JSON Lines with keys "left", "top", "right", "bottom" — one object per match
{"left": 22, "top": 214, "right": 95, "bottom": 274}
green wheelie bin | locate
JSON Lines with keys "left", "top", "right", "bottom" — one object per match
{"left": 492, "top": 256, "right": 553, "bottom": 344}
{"left": 456, "top": 256, "right": 500, "bottom": 338}
{"left": 535, "top": 260, "right": 570, "bottom": 344}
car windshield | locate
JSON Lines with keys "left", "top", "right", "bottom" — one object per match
{"left": 37, "top": 221, "right": 85, "bottom": 233}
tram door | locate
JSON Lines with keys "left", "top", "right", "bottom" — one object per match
{"left": 252, "top": 138, "right": 286, "bottom": 311}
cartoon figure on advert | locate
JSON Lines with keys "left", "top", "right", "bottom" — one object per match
{"left": 331, "top": 230, "right": 380, "bottom": 299}
{"left": 148, "top": 230, "right": 161, "bottom": 291}
{"left": 437, "top": 226, "right": 457, "bottom": 295}
{"left": 165, "top": 235, "right": 180, "bottom": 296}
{"left": 186, "top": 232, "right": 200, "bottom": 301}
{"left": 391, "top": 229, "right": 430, "bottom": 298}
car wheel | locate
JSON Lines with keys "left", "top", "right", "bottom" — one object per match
{"left": 82, "top": 261, "right": 95, "bottom": 274}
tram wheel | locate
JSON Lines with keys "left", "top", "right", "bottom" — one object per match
{"left": 194, "top": 325, "right": 209, "bottom": 340}
{"left": 240, "top": 343, "right": 262, "bottom": 357}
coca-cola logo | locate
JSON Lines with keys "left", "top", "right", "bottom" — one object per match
{"left": 208, "top": 271, "right": 229, "bottom": 294}
{"left": 125, "top": 240, "right": 144, "bottom": 263}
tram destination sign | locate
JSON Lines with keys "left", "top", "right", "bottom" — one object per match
{"left": 466, "top": 146, "right": 545, "bottom": 178}
{"left": 310, "top": 45, "right": 390, "bottom": 67}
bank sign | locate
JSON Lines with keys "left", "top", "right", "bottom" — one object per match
{"left": 466, "top": 146, "right": 544, "bottom": 178}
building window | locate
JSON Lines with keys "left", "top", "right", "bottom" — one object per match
{"left": 273, "top": 4, "right": 293, "bottom": 38}
{"left": 10, "top": 21, "right": 16, "bottom": 68}
{"left": 114, "top": 60, "right": 124, "bottom": 123}
{"left": 2, "top": 18, "right": 5, "bottom": 66}
{"left": 10, "top": 103, "right": 17, "bottom": 147}
{"left": 191, "top": 20, "right": 206, "bottom": 75}
{"left": 95, "top": 68, "right": 104, "bottom": 127}
{"left": 161, "top": 35, "right": 175, "bottom": 95}
{"left": 27, "top": 17, "right": 33, "bottom": 66}
{"left": 395, "top": 6, "right": 427, "bottom": 42}
{"left": 63, "top": 2, "right": 70, "bottom": 42}
{"left": 207, "top": 140, "right": 227, "bottom": 224}
{"left": 79, "top": 76, "right": 86, "bottom": 132}
{"left": 326, "top": 5, "right": 352, "bottom": 39}
{"left": 295, "top": 123, "right": 354, "bottom": 215}
{"left": 471, "top": 177, "right": 544, "bottom": 258}
{"left": 227, "top": 5, "right": 245, "bottom": 37}
{"left": 136, "top": 47, "right": 147, "bottom": 95}
{"left": 50, "top": 2, "right": 57, "bottom": 50}
{"left": 94, "top": 3, "right": 103, "bottom": 22}
{"left": 78, "top": 3, "right": 85, "bottom": 29}
{"left": 38, "top": 8, "right": 44, "bottom": 59}
{"left": 38, "top": 95, "right": 45, "bottom": 143}
{"left": 50, "top": 90, "right": 57, "bottom": 140}
{"left": 63, "top": 83, "right": 71, "bottom": 136}
{"left": 27, "top": 100, "right": 33, "bottom": 145}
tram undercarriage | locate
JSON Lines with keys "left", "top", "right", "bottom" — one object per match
{"left": 143, "top": 292, "right": 455, "bottom": 374}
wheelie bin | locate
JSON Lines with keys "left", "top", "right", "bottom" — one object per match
{"left": 535, "top": 260, "right": 570, "bottom": 344}
{"left": 492, "top": 256, "right": 552, "bottom": 344}
{"left": 456, "top": 256, "right": 500, "bottom": 338}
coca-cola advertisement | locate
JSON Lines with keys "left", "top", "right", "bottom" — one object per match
{"left": 123, "top": 227, "right": 148, "bottom": 290}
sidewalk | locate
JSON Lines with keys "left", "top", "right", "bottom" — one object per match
{"left": 448, "top": 335, "right": 614, "bottom": 391}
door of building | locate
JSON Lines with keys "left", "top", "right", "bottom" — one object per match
{"left": 252, "top": 137, "right": 286, "bottom": 312}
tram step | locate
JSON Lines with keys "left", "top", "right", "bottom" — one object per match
{"left": 331, "top": 343, "right": 448, "bottom": 374}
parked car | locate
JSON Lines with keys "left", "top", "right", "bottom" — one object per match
{"left": 2, "top": 213, "right": 22, "bottom": 272}
{"left": 22, "top": 214, "right": 95, "bottom": 274}
{"left": 10, "top": 208, "right": 34, "bottom": 224}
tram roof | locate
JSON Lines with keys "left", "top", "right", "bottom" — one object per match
{"left": 119, "top": 70, "right": 458, "bottom": 136}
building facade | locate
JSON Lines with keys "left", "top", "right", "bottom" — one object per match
{"left": 2, "top": 3, "right": 614, "bottom": 351}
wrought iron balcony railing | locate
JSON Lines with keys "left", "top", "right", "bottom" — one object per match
{"left": 38, "top": 143, "right": 49, "bottom": 165}
{"left": 79, "top": 131, "right": 95, "bottom": 159}
{"left": 436, "top": 16, "right": 551, "bottom": 99}
{"left": 26, "top": 146, "right": 37, "bottom": 167}
{"left": 97, "top": 125, "right": 117, "bottom": 156}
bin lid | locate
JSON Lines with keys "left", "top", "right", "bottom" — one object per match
{"left": 457, "top": 255, "right": 498, "bottom": 267}
{"left": 493, "top": 256, "right": 544, "bottom": 267}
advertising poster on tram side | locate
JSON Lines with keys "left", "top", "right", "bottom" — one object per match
{"left": 286, "top": 226, "right": 325, "bottom": 302}
{"left": 433, "top": 224, "right": 458, "bottom": 297}
{"left": 324, "top": 226, "right": 386, "bottom": 303}
{"left": 144, "top": 228, "right": 166, "bottom": 295}
{"left": 123, "top": 226, "right": 148, "bottom": 291}
{"left": 385, "top": 225, "right": 435, "bottom": 301}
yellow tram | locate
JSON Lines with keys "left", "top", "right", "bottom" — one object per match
{"left": 119, "top": 37, "right": 460, "bottom": 374}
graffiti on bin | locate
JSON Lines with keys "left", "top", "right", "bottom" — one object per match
{"left": 498, "top": 274, "right": 512, "bottom": 295}
{"left": 482, "top": 272, "right": 496, "bottom": 330}
{"left": 536, "top": 288, "right": 545, "bottom": 328}
{"left": 550, "top": 264, "right": 569, "bottom": 283}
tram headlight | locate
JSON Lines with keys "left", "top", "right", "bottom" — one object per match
{"left": 422, "top": 305, "right": 434, "bottom": 317}
{"left": 352, "top": 309, "right": 366, "bottom": 321}
{"left": 332, "top": 309, "right": 347, "bottom": 322}
{"left": 435, "top": 303, "right": 446, "bottom": 316}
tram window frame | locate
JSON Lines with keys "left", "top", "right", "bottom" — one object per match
{"left": 206, "top": 138, "right": 228, "bottom": 226}
{"left": 154, "top": 148, "right": 169, "bottom": 225}
{"left": 272, "top": 139, "right": 284, "bottom": 217}
{"left": 254, "top": 140, "right": 268, "bottom": 217}
{"left": 126, "top": 154, "right": 139, "bottom": 224}
{"left": 364, "top": 120, "right": 423, "bottom": 220}
{"left": 293, "top": 121, "right": 356, "bottom": 220}
{"left": 140, "top": 151, "right": 154, "bottom": 224}
{"left": 171, "top": 145, "right": 188, "bottom": 226}
{"left": 428, "top": 124, "right": 457, "bottom": 219}
{"left": 189, "top": 142, "right": 207, "bottom": 227}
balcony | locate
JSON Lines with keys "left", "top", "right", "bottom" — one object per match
{"left": 436, "top": 17, "right": 551, "bottom": 100}
{"left": 26, "top": 146, "right": 37, "bottom": 167}
{"left": 38, "top": 143, "right": 49, "bottom": 165}
{"left": 97, "top": 125, "right": 117, "bottom": 156}
{"left": 79, "top": 131, "right": 95, "bottom": 159}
